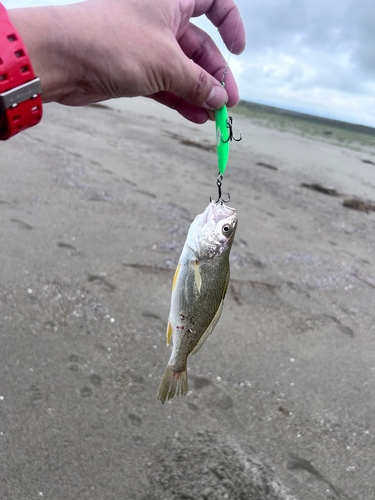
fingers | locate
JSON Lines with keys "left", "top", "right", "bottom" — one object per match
{"left": 147, "top": 92, "right": 214, "bottom": 124}
{"left": 191, "top": 0, "right": 246, "bottom": 55}
{"left": 207, "top": 0, "right": 246, "bottom": 55}
{"left": 156, "top": 29, "right": 228, "bottom": 112}
{"left": 178, "top": 22, "right": 239, "bottom": 107}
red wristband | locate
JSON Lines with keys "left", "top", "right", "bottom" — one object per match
{"left": 0, "top": 3, "right": 42, "bottom": 140}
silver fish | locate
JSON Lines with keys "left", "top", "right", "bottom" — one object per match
{"left": 158, "top": 201, "right": 238, "bottom": 403}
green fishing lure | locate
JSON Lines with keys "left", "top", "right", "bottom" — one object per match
{"left": 214, "top": 83, "right": 242, "bottom": 177}
{"left": 212, "top": 83, "right": 242, "bottom": 203}
{"left": 215, "top": 105, "right": 230, "bottom": 176}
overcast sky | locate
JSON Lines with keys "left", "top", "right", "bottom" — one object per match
{"left": 5, "top": 0, "right": 375, "bottom": 127}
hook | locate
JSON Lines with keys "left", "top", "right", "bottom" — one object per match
{"left": 222, "top": 116, "right": 242, "bottom": 144}
{"left": 210, "top": 174, "right": 230, "bottom": 204}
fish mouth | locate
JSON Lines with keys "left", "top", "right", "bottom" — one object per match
{"left": 199, "top": 201, "right": 237, "bottom": 246}
{"left": 188, "top": 201, "right": 237, "bottom": 253}
{"left": 206, "top": 201, "right": 236, "bottom": 224}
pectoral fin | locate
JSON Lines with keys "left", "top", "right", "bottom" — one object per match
{"left": 193, "top": 260, "right": 202, "bottom": 294}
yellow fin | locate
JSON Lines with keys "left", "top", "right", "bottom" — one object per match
{"left": 158, "top": 366, "right": 188, "bottom": 403}
{"left": 193, "top": 260, "right": 202, "bottom": 294}
{"left": 172, "top": 262, "right": 180, "bottom": 291}
{"left": 166, "top": 321, "right": 173, "bottom": 346}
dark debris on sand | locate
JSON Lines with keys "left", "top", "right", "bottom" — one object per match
{"left": 342, "top": 197, "right": 375, "bottom": 212}
{"left": 256, "top": 161, "right": 278, "bottom": 171}
{"left": 166, "top": 131, "right": 216, "bottom": 152}
{"left": 301, "top": 183, "right": 341, "bottom": 197}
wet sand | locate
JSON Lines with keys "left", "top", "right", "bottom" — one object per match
{"left": 1, "top": 99, "right": 375, "bottom": 499}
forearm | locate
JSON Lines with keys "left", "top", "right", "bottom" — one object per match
{"left": 8, "top": 4, "right": 82, "bottom": 104}
{"left": 6, "top": 1, "right": 153, "bottom": 107}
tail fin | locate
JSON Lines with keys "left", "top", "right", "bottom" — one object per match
{"left": 158, "top": 366, "right": 188, "bottom": 404}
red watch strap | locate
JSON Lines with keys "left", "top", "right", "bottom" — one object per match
{"left": 0, "top": 3, "right": 42, "bottom": 140}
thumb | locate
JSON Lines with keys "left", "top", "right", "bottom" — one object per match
{"left": 168, "top": 55, "right": 228, "bottom": 110}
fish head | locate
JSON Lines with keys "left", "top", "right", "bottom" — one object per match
{"left": 188, "top": 201, "right": 238, "bottom": 257}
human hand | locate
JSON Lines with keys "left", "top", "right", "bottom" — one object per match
{"left": 9, "top": 0, "right": 245, "bottom": 123}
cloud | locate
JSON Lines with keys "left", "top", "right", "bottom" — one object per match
{"left": 196, "top": 0, "right": 375, "bottom": 125}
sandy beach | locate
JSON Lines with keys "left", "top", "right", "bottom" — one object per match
{"left": 1, "top": 98, "right": 375, "bottom": 499}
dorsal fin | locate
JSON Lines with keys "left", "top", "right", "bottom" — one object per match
{"left": 172, "top": 262, "right": 180, "bottom": 291}
{"left": 166, "top": 321, "right": 173, "bottom": 346}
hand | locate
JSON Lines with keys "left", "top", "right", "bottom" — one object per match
{"left": 9, "top": 0, "right": 245, "bottom": 123}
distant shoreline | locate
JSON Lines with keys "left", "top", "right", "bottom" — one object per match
{"left": 238, "top": 99, "right": 375, "bottom": 136}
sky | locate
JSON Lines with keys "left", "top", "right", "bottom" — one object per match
{"left": 5, "top": 0, "right": 375, "bottom": 127}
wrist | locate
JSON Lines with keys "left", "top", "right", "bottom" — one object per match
{"left": 0, "top": 3, "right": 43, "bottom": 138}
{"left": 8, "top": 5, "right": 80, "bottom": 103}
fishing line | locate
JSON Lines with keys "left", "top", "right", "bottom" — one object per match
{"left": 221, "top": 10, "right": 242, "bottom": 84}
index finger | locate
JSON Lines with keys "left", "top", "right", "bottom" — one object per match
{"left": 191, "top": 0, "right": 246, "bottom": 55}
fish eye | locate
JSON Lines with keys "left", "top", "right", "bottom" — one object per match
{"left": 222, "top": 224, "right": 232, "bottom": 236}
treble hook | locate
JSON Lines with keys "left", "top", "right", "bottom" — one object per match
{"left": 222, "top": 116, "right": 242, "bottom": 144}
{"left": 210, "top": 174, "right": 230, "bottom": 204}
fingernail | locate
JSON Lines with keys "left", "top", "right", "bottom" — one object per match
{"left": 206, "top": 109, "right": 215, "bottom": 121}
{"left": 205, "top": 85, "right": 228, "bottom": 110}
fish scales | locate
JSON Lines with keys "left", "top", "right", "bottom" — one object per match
{"left": 158, "top": 201, "right": 237, "bottom": 403}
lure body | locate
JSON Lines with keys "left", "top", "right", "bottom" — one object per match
{"left": 215, "top": 106, "right": 230, "bottom": 176}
